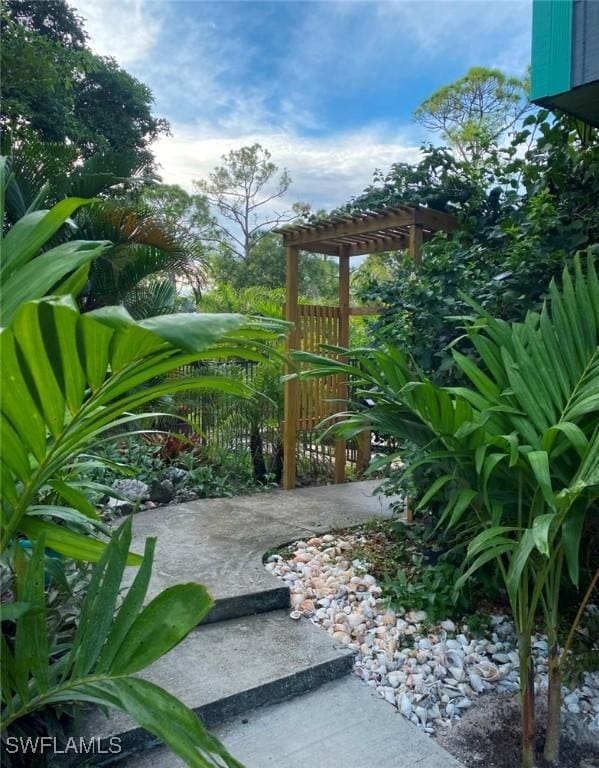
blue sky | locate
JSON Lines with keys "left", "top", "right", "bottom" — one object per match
{"left": 72, "top": 0, "right": 533, "bottom": 211}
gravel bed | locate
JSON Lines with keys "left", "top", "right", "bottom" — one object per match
{"left": 265, "top": 532, "right": 599, "bottom": 737}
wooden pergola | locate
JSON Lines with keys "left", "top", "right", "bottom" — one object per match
{"left": 275, "top": 203, "right": 457, "bottom": 490}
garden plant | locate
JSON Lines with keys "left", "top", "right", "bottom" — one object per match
{"left": 0, "top": 163, "right": 287, "bottom": 765}
{"left": 291, "top": 252, "right": 599, "bottom": 768}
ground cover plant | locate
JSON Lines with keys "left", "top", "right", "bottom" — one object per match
{"left": 292, "top": 253, "right": 599, "bottom": 768}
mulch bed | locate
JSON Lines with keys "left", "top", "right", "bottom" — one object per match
{"left": 436, "top": 693, "right": 599, "bottom": 768}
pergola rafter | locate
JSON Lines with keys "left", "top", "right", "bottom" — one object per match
{"left": 275, "top": 203, "right": 457, "bottom": 490}
{"left": 277, "top": 203, "right": 456, "bottom": 257}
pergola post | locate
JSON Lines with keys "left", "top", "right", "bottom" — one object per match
{"left": 409, "top": 223, "right": 424, "bottom": 266}
{"left": 406, "top": 221, "right": 423, "bottom": 522}
{"left": 283, "top": 245, "right": 299, "bottom": 490}
{"left": 334, "top": 248, "right": 350, "bottom": 484}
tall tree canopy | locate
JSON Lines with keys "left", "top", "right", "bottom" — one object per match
{"left": 1, "top": 0, "right": 168, "bottom": 165}
{"left": 414, "top": 67, "right": 529, "bottom": 164}
{"left": 353, "top": 109, "right": 599, "bottom": 380}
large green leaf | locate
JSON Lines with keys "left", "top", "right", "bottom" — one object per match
{"left": 1, "top": 521, "right": 243, "bottom": 768}
{"left": 111, "top": 584, "right": 212, "bottom": 674}
{"left": 0, "top": 296, "right": 286, "bottom": 554}
{"left": 1, "top": 198, "right": 91, "bottom": 278}
{"left": 0, "top": 240, "right": 111, "bottom": 326}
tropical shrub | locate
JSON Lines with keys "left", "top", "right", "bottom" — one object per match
{"left": 292, "top": 252, "right": 599, "bottom": 767}
{"left": 1, "top": 523, "right": 243, "bottom": 768}
{"left": 1, "top": 183, "right": 287, "bottom": 764}
{"left": 350, "top": 113, "right": 599, "bottom": 381}
{"left": 2, "top": 148, "right": 206, "bottom": 313}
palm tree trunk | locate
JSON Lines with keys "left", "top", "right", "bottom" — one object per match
{"left": 519, "top": 632, "right": 536, "bottom": 768}
{"left": 250, "top": 425, "right": 267, "bottom": 484}
{"left": 543, "top": 551, "right": 563, "bottom": 764}
{"left": 544, "top": 638, "right": 561, "bottom": 764}
{"left": 272, "top": 439, "right": 284, "bottom": 484}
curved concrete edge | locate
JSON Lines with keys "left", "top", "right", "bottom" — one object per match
{"left": 128, "top": 480, "right": 397, "bottom": 625}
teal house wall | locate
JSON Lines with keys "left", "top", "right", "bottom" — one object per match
{"left": 531, "top": 0, "right": 599, "bottom": 126}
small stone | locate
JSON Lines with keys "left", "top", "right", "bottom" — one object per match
{"left": 167, "top": 467, "right": 187, "bottom": 484}
{"left": 441, "top": 619, "right": 456, "bottom": 632}
{"left": 332, "top": 630, "right": 352, "bottom": 645}
{"left": 387, "top": 671, "right": 405, "bottom": 688}
{"left": 149, "top": 479, "right": 175, "bottom": 504}
{"left": 111, "top": 478, "right": 149, "bottom": 500}
{"left": 564, "top": 692, "right": 581, "bottom": 714}
{"left": 415, "top": 706, "right": 428, "bottom": 724}
{"left": 289, "top": 610, "right": 301, "bottom": 620}
{"left": 449, "top": 666, "right": 465, "bottom": 682}
{"left": 399, "top": 694, "right": 412, "bottom": 717}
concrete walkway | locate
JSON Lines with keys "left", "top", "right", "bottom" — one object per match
{"left": 125, "top": 678, "right": 462, "bottom": 768}
{"left": 126, "top": 480, "right": 395, "bottom": 622}
{"left": 89, "top": 481, "right": 462, "bottom": 767}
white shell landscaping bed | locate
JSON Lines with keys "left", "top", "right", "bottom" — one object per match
{"left": 265, "top": 532, "right": 599, "bottom": 735}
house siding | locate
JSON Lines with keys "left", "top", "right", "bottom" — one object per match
{"left": 572, "top": 0, "right": 599, "bottom": 87}
{"left": 531, "top": 0, "right": 573, "bottom": 99}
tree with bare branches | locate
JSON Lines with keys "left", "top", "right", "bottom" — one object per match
{"left": 194, "top": 143, "right": 309, "bottom": 261}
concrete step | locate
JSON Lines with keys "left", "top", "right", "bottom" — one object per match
{"left": 85, "top": 610, "right": 354, "bottom": 764}
{"left": 121, "top": 677, "right": 464, "bottom": 768}
{"left": 125, "top": 481, "right": 393, "bottom": 624}
{"left": 202, "top": 581, "right": 290, "bottom": 624}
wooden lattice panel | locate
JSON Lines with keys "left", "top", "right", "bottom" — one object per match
{"left": 296, "top": 304, "right": 340, "bottom": 431}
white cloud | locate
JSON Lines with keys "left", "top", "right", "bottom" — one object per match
{"left": 72, "top": 0, "right": 163, "bottom": 65}
{"left": 153, "top": 122, "right": 421, "bottom": 212}
{"left": 281, "top": 0, "right": 531, "bottom": 93}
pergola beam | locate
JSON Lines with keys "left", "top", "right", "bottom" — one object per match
{"left": 278, "top": 204, "right": 457, "bottom": 250}
{"left": 303, "top": 231, "right": 437, "bottom": 257}
{"left": 281, "top": 208, "right": 416, "bottom": 247}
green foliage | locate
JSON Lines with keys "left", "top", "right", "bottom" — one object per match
{"left": 195, "top": 143, "right": 309, "bottom": 264}
{"left": 199, "top": 283, "right": 286, "bottom": 316}
{"left": 0, "top": 521, "right": 242, "bottom": 768}
{"left": 1, "top": 1, "right": 168, "bottom": 165}
{"left": 95, "top": 435, "right": 268, "bottom": 501}
{"left": 382, "top": 560, "right": 467, "bottom": 621}
{"left": 355, "top": 113, "right": 599, "bottom": 380}
{"left": 347, "top": 519, "right": 491, "bottom": 622}
{"left": 295, "top": 253, "right": 599, "bottom": 768}
{"left": 139, "top": 183, "right": 218, "bottom": 300}
{"left": 2, "top": 138, "right": 154, "bottom": 225}
{"left": 208, "top": 232, "right": 337, "bottom": 299}
{"left": 2, "top": 151, "right": 205, "bottom": 312}
{"left": 75, "top": 201, "right": 201, "bottom": 310}
{"left": 0, "top": 172, "right": 111, "bottom": 325}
